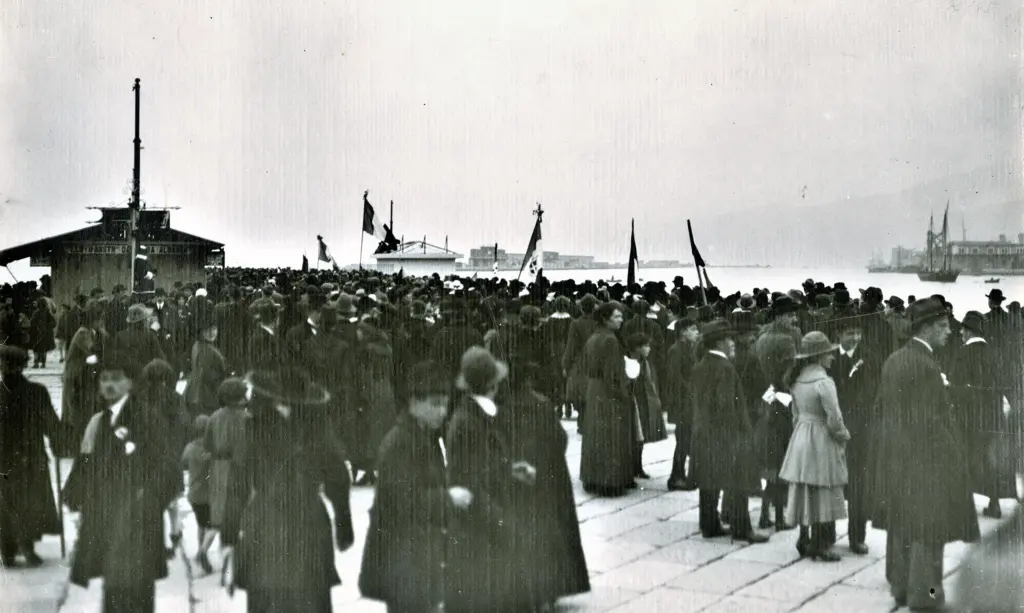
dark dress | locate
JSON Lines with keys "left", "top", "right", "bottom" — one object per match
{"left": 234, "top": 398, "right": 354, "bottom": 613}
{"left": 0, "top": 374, "right": 63, "bottom": 552}
{"left": 499, "top": 388, "right": 590, "bottom": 604}
{"left": 579, "top": 327, "right": 636, "bottom": 490}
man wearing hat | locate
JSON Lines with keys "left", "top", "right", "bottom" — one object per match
{"left": 112, "top": 303, "right": 167, "bottom": 370}
{"left": 66, "top": 350, "right": 180, "bottom": 613}
{"left": 949, "top": 311, "right": 1015, "bottom": 520}
{"left": 246, "top": 299, "right": 284, "bottom": 373}
{"left": 690, "top": 319, "right": 769, "bottom": 544}
{"left": 871, "top": 297, "right": 979, "bottom": 610}
{"left": 0, "top": 345, "right": 64, "bottom": 567}
{"left": 665, "top": 316, "right": 700, "bottom": 491}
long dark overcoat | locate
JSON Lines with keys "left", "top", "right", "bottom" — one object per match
{"left": 869, "top": 340, "right": 980, "bottom": 544}
{"left": 444, "top": 395, "right": 532, "bottom": 613}
{"left": 359, "top": 414, "right": 448, "bottom": 610}
{"left": 499, "top": 388, "right": 590, "bottom": 603}
{"left": 0, "top": 374, "right": 63, "bottom": 543}
{"left": 579, "top": 327, "right": 635, "bottom": 489}
{"left": 351, "top": 330, "right": 398, "bottom": 470}
{"left": 630, "top": 358, "right": 667, "bottom": 443}
{"left": 664, "top": 339, "right": 697, "bottom": 426}
{"left": 67, "top": 396, "right": 180, "bottom": 588}
{"left": 948, "top": 339, "right": 1017, "bottom": 498}
{"left": 234, "top": 401, "right": 354, "bottom": 613}
{"left": 184, "top": 339, "right": 226, "bottom": 416}
{"left": 690, "top": 352, "right": 759, "bottom": 493}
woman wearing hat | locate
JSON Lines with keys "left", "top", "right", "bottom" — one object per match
{"left": 579, "top": 301, "right": 637, "bottom": 495}
{"left": 778, "top": 331, "right": 850, "bottom": 561}
{"left": 233, "top": 367, "right": 354, "bottom": 613}
{"left": 444, "top": 347, "right": 535, "bottom": 613}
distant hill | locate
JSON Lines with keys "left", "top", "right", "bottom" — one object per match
{"left": 678, "top": 165, "right": 1024, "bottom": 268}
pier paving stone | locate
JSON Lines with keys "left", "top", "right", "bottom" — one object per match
{"left": 589, "top": 559, "right": 695, "bottom": 593}
{"left": 668, "top": 559, "right": 778, "bottom": 594}
{"left": 5, "top": 354, "right": 1017, "bottom": 612}
{"left": 605, "top": 587, "right": 721, "bottom": 613}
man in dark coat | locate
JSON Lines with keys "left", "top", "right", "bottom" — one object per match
{"left": 0, "top": 345, "right": 64, "bottom": 567}
{"left": 949, "top": 310, "right": 1015, "bottom": 519}
{"left": 871, "top": 297, "right": 980, "bottom": 610}
{"left": 665, "top": 316, "right": 699, "bottom": 490}
{"left": 112, "top": 303, "right": 167, "bottom": 368}
{"left": 65, "top": 350, "right": 180, "bottom": 613}
{"left": 690, "top": 319, "right": 769, "bottom": 544}
{"left": 360, "top": 361, "right": 464, "bottom": 613}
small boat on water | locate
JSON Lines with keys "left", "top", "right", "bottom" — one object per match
{"left": 985, "top": 278, "right": 1001, "bottom": 284}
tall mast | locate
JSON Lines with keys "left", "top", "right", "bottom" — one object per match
{"left": 129, "top": 78, "right": 142, "bottom": 293}
{"left": 927, "top": 212, "right": 934, "bottom": 272}
{"left": 942, "top": 201, "right": 950, "bottom": 270}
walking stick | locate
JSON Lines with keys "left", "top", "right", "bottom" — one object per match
{"left": 52, "top": 454, "right": 66, "bottom": 558}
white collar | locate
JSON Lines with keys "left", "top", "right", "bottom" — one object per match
{"left": 913, "top": 337, "right": 933, "bottom": 354}
{"left": 109, "top": 394, "right": 129, "bottom": 426}
{"left": 645, "top": 313, "right": 659, "bottom": 320}
{"left": 708, "top": 350, "right": 728, "bottom": 360}
{"left": 471, "top": 395, "right": 498, "bottom": 418}
{"left": 307, "top": 318, "right": 318, "bottom": 334}
{"left": 965, "top": 337, "right": 986, "bottom": 346}
{"left": 548, "top": 312, "right": 571, "bottom": 319}
{"left": 840, "top": 345, "right": 857, "bottom": 358}
{"left": 260, "top": 324, "right": 276, "bottom": 336}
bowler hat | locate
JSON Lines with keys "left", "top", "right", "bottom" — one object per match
{"left": 737, "top": 293, "right": 755, "bottom": 310}
{"left": 100, "top": 349, "right": 141, "bottom": 380}
{"left": 986, "top": 289, "right": 1005, "bottom": 302}
{"left": 833, "top": 290, "right": 852, "bottom": 307}
{"left": 406, "top": 360, "right": 450, "bottom": 400}
{"left": 960, "top": 311, "right": 985, "bottom": 336}
{"left": 885, "top": 295, "right": 905, "bottom": 308}
{"left": 701, "top": 318, "right": 735, "bottom": 344}
{"left": 814, "top": 294, "right": 831, "bottom": 308}
{"left": 907, "top": 297, "right": 948, "bottom": 331}
{"left": 771, "top": 296, "right": 799, "bottom": 316}
{"left": 796, "top": 331, "right": 840, "bottom": 359}
{"left": 455, "top": 346, "right": 508, "bottom": 394}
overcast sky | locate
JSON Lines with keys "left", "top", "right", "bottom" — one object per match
{"left": 1, "top": 0, "right": 1020, "bottom": 273}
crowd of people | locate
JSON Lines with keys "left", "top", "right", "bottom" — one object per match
{"left": 0, "top": 267, "right": 1022, "bottom": 612}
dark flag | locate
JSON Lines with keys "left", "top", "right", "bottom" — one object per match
{"left": 492, "top": 243, "right": 499, "bottom": 275}
{"left": 627, "top": 218, "right": 639, "bottom": 287}
{"left": 302, "top": 255, "right": 309, "bottom": 273}
{"left": 687, "top": 220, "right": 706, "bottom": 268}
{"left": 317, "top": 235, "right": 333, "bottom": 263}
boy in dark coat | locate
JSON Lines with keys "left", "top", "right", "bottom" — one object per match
{"left": 359, "top": 360, "right": 470, "bottom": 613}
{"left": 665, "top": 316, "right": 700, "bottom": 490}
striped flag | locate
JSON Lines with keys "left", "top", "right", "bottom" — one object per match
{"left": 362, "top": 191, "right": 387, "bottom": 240}
{"left": 518, "top": 216, "right": 543, "bottom": 281}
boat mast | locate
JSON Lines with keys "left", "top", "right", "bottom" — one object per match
{"left": 941, "top": 201, "right": 950, "bottom": 271}
{"left": 927, "top": 212, "right": 934, "bottom": 272}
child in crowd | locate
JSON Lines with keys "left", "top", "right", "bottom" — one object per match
{"left": 182, "top": 414, "right": 213, "bottom": 574}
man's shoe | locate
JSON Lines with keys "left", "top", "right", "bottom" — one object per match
{"left": 983, "top": 504, "right": 1002, "bottom": 519}
{"left": 849, "top": 542, "right": 870, "bottom": 555}
{"left": 702, "top": 525, "right": 731, "bottom": 539}
{"left": 22, "top": 551, "right": 43, "bottom": 567}
{"left": 733, "top": 531, "right": 770, "bottom": 544}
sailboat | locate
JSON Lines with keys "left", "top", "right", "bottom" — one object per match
{"left": 917, "top": 203, "right": 960, "bottom": 283}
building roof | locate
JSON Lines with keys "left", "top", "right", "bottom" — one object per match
{"left": 0, "top": 220, "right": 224, "bottom": 266}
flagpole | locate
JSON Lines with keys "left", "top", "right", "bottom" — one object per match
{"left": 359, "top": 232, "right": 364, "bottom": 270}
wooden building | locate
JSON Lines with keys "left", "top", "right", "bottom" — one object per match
{"left": 373, "top": 240, "right": 461, "bottom": 277}
{"left": 0, "top": 207, "right": 224, "bottom": 306}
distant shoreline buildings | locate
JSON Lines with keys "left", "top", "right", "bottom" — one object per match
{"left": 871, "top": 233, "right": 1024, "bottom": 275}
{"left": 457, "top": 245, "right": 768, "bottom": 272}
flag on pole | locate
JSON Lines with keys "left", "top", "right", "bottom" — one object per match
{"left": 362, "top": 191, "right": 387, "bottom": 240}
{"left": 317, "top": 235, "right": 333, "bottom": 263}
{"left": 518, "top": 214, "right": 543, "bottom": 281}
{"left": 687, "top": 220, "right": 706, "bottom": 268}
{"left": 627, "top": 219, "right": 639, "bottom": 287}
{"left": 301, "top": 254, "right": 309, "bottom": 273}
{"left": 492, "top": 243, "right": 499, "bottom": 275}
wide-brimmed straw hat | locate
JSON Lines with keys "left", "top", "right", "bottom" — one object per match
{"left": 796, "top": 331, "right": 840, "bottom": 359}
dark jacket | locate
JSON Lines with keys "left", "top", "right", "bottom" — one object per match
{"left": 359, "top": 414, "right": 449, "bottom": 609}
{"left": 664, "top": 339, "right": 697, "bottom": 426}
{"left": 690, "top": 352, "right": 758, "bottom": 493}
{"left": 579, "top": 327, "right": 635, "bottom": 489}
{"left": 67, "top": 395, "right": 180, "bottom": 588}
{"left": 870, "top": 340, "right": 980, "bottom": 544}
{"left": 0, "top": 374, "right": 64, "bottom": 542}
